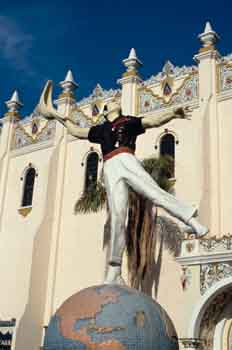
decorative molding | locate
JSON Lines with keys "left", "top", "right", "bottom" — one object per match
{"left": 70, "top": 108, "right": 105, "bottom": 128}
{"left": 77, "top": 84, "right": 121, "bottom": 107}
{"left": 139, "top": 73, "right": 198, "bottom": 114}
{"left": 81, "top": 147, "right": 102, "bottom": 166}
{"left": 154, "top": 129, "right": 179, "bottom": 150}
{"left": 188, "top": 277, "right": 232, "bottom": 339}
{"left": 10, "top": 139, "right": 54, "bottom": 158}
{"left": 218, "top": 61, "right": 232, "bottom": 93}
{"left": 200, "top": 236, "right": 232, "bottom": 252}
{"left": 199, "top": 291, "right": 231, "bottom": 350}
{"left": 180, "top": 338, "right": 202, "bottom": 349}
{"left": 200, "top": 262, "right": 232, "bottom": 295}
{"left": 143, "top": 61, "right": 198, "bottom": 87}
{"left": 177, "top": 251, "right": 232, "bottom": 266}
{"left": 18, "top": 206, "right": 32, "bottom": 217}
{"left": 12, "top": 118, "right": 56, "bottom": 150}
{"left": 222, "top": 53, "right": 232, "bottom": 63}
{"left": 217, "top": 90, "right": 232, "bottom": 102}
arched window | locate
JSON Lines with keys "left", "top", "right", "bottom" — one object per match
{"left": 85, "top": 152, "right": 99, "bottom": 192}
{"left": 160, "top": 133, "right": 175, "bottom": 177}
{"left": 21, "top": 167, "right": 36, "bottom": 207}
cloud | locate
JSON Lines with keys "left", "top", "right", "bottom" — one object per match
{"left": 0, "top": 16, "right": 35, "bottom": 75}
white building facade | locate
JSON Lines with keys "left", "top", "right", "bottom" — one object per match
{"left": 0, "top": 22, "right": 232, "bottom": 350}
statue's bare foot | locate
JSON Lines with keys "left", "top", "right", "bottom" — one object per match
{"left": 187, "top": 218, "right": 209, "bottom": 238}
{"left": 104, "top": 265, "right": 126, "bottom": 286}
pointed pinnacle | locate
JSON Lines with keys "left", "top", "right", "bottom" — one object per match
{"left": 65, "top": 69, "right": 75, "bottom": 83}
{"left": 198, "top": 21, "right": 220, "bottom": 47}
{"left": 60, "top": 69, "right": 79, "bottom": 91}
{"left": 204, "top": 21, "right": 213, "bottom": 33}
{"left": 6, "top": 89, "right": 23, "bottom": 113}
{"left": 10, "top": 90, "right": 22, "bottom": 104}
{"left": 128, "top": 48, "right": 137, "bottom": 59}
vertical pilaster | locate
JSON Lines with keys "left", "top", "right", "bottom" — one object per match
{"left": 42, "top": 70, "right": 78, "bottom": 326}
{"left": 118, "top": 48, "right": 142, "bottom": 116}
{"left": 0, "top": 91, "right": 23, "bottom": 231}
{"left": 194, "top": 23, "right": 221, "bottom": 236}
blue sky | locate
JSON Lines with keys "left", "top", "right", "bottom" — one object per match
{"left": 0, "top": 0, "right": 231, "bottom": 116}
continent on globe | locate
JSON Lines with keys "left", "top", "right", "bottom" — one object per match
{"left": 44, "top": 285, "right": 179, "bottom": 350}
{"left": 57, "top": 287, "right": 125, "bottom": 349}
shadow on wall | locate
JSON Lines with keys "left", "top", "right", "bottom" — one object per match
{"left": 15, "top": 147, "right": 60, "bottom": 350}
{"left": 199, "top": 98, "right": 211, "bottom": 229}
{"left": 141, "top": 214, "right": 183, "bottom": 297}
{"left": 103, "top": 204, "right": 183, "bottom": 297}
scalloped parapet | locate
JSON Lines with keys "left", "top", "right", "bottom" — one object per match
{"left": 139, "top": 73, "right": 198, "bottom": 114}
{"left": 77, "top": 84, "right": 121, "bottom": 107}
{"left": 11, "top": 112, "right": 56, "bottom": 150}
{"left": 218, "top": 54, "right": 232, "bottom": 93}
{"left": 143, "top": 61, "right": 198, "bottom": 87}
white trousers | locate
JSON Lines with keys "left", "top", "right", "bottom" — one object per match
{"left": 103, "top": 153, "right": 196, "bottom": 264}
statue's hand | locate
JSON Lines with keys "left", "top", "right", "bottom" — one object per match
{"left": 36, "top": 80, "right": 67, "bottom": 122}
{"left": 173, "top": 106, "right": 192, "bottom": 120}
{"left": 35, "top": 105, "right": 55, "bottom": 120}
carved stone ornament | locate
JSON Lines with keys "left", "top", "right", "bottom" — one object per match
{"left": 200, "top": 262, "right": 232, "bottom": 295}
{"left": 199, "top": 291, "right": 231, "bottom": 350}
{"left": 199, "top": 235, "right": 232, "bottom": 252}
{"left": 139, "top": 73, "right": 198, "bottom": 114}
{"left": 219, "top": 61, "right": 232, "bottom": 93}
{"left": 77, "top": 84, "right": 121, "bottom": 107}
{"left": 18, "top": 207, "right": 32, "bottom": 217}
{"left": 12, "top": 116, "right": 56, "bottom": 150}
{"left": 180, "top": 338, "right": 202, "bottom": 349}
{"left": 142, "top": 61, "right": 198, "bottom": 87}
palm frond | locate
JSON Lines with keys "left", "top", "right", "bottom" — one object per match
{"left": 74, "top": 181, "right": 106, "bottom": 214}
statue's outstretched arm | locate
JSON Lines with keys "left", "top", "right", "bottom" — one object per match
{"left": 141, "top": 106, "right": 192, "bottom": 129}
{"left": 36, "top": 80, "right": 90, "bottom": 139}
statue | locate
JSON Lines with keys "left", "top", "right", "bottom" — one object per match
{"left": 36, "top": 81, "right": 209, "bottom": 285}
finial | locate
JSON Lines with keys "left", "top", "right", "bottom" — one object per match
{"left": 198, "top": 21, "right": 220, "bottom": 48}
{"left": 59, "top": 69, "right": 79, "bottom": 94}
{"left": 122, "top": 48, "right": 142, "bottom": 73}
{"left": 5, "top": 90, "right": 23, "bottom": 113}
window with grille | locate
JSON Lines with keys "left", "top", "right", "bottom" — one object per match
{"left": 21, "top": 167, "right": 36, "bottom": 207}
{"left": 160, "top": 133, "right": 175, "bottom": 177}
{"left": 85, "top": 152, "right": 99, "bottom": 191}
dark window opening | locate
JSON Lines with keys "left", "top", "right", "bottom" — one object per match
{"left": 163, "top": 82, "right": 172, "bottom": 96}
{"left": 85, "top": 152, "right": 99, "bottom": 192}
{"left": 160, "top": 133, "right": 175, "bottom": 177}
{"left": 22, "top": 168, "right": 36, "bottom": 207}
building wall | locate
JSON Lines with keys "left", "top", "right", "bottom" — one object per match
{"left": 0, "top": 36, "right": 232, "bottom": 350}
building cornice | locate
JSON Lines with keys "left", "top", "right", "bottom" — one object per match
{"left": 217, "top": 90, "right": 232, "bottom": 102}
{"left": 176, "top": 251, "right": 232, "bottom": 266}
{"left": 10, "top": 139, "right": 54, "bottom": 158}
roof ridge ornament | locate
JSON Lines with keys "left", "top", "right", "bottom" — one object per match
{"left": 162, "top": 60, "right": 175, "bottom": 76}
{"left": 5, "top": 90, "right": 23, "bottom": 119}
{"left": 122, "top": 48, "right": 142, "bottom": 77}
{"left": 198, "top": 21, "right": 220, "bottom": 50}
{"left": 92, "top": 84, "right": 104, "bottom": 98}
{"left": 59, "top": 69, "right": 78, "bottom": 99}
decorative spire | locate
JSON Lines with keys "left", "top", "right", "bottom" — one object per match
{"left": 5, "top": 90, "right": 23, "bottom": 115}
{"left": 59, "top": 69, "right": 78, "bottom": 98}
{"left": 198, "top": 21, "right": 220, "bottom": 50}
{"left": 122, "top": 48, "right": 142, "bottom": 76}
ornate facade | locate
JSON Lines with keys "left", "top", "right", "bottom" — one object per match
{"left": 0, "top": 21, "right": 232, "bottom": 350}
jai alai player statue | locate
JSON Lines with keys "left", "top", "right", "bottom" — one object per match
{"left": 36, "top": 81, "right": 209, "bottom": 285}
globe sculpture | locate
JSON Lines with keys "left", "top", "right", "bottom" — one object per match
{"left": 44, "top": 284, "right": 179, "bottom": 350}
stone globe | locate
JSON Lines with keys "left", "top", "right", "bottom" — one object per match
{"left": 44, "top": 284, "right": 179, "bottom": 350}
